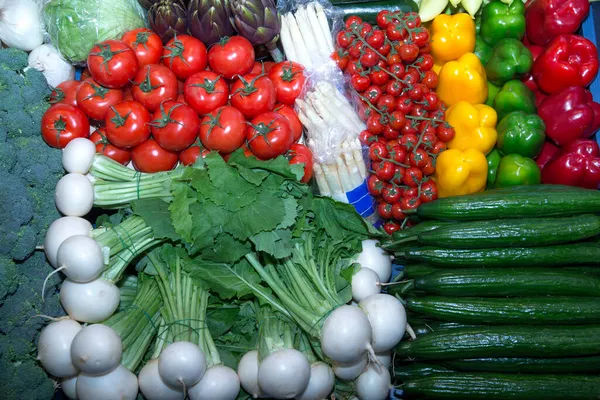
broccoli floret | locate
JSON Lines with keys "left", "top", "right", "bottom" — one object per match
{"left": 0, "top": 48, "right": 65, "bottom": 400}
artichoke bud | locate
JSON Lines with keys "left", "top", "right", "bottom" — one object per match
{"left": 230, "top": 0, "right": 281, "bottom": 47}
{"left": 148, "top": 0, "right": 189, "bottom": 44}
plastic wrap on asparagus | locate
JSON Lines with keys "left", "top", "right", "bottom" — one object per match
{"left": 277, "top": 0, "right": 377, "bottom": 223}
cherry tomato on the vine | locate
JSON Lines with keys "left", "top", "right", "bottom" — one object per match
{"left": 404, "top": 167, "right": 423, "bottom": 187}
{"left": 377, "top": 202, "right": 393, "bottom": 219}
{"left": 420, "top": 179, "right": 438, "bottom": 202}
{"left": 367, "top": 174, "right": 385, "bottom": 197}
{"left": 383, "top": 221, "right": 401, "bottom": 235}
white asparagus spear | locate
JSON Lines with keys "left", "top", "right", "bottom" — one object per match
{"left": 313, "top": 163, "right": 331, "bottom": 196}
{"left": 336, "top": 153, "right": 355, "bottom": 192}
{"left": 314, "top": 3, "right": 334, "bottom": 52}
{"left": 341, "top": 142, "right": 363, "bottom": 188}
{"left": 279, "top": 13, "right": 298, "bottom": 62}
{"left": 305, "top": 3, "right": 331, "bottom": 62}
{"left": 295, "top": 6, "right": 321, "bottom": 67}
{"left": 311, "top": 89, "right": 357, "bottom": 135}
{"left": 322, "top": 163, "right": 344, "bottom": 195}
{"left": 286, "top": 13, "right": 312, "bottom": 68}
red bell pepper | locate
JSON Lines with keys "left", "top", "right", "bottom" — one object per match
{"left": 522, "top": 44, "right": 544, "bottom": 92}
{"left": 535, "top": 141, "right": 559, "bottom": 169}
{"left": 533, "top": 90, "right": 547, "bottom": 108}
{"left": 541, "top": 139, "right": 600, "bottom": 189}
{"left": 538, "top": 86, "right": 600, "bottom": 146}
{"left": 531, "top": 34, "right": 599, "bottom": 94}
{"left": 526, "top": 0, "right": 590, "bottom": 46}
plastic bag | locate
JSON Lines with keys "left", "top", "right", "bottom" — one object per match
{"left": 43, "top": 0, "right": 148, "bottom": 65}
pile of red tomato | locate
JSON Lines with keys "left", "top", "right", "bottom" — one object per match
{"left": 41, "top": 29, "right": 313, "bottom": 181}
{"left": 332, "top": 11, "right": 455, "bottom": 234}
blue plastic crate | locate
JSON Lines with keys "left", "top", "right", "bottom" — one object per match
{"left": 581, "top": 3, "right": 600, "bottom": 144}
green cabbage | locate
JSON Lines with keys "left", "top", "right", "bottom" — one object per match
{"left": 43, "top": 0, "right": 149, "bottom": 64}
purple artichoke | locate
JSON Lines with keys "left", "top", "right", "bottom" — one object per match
{"left": 187, "top": 0, "right": 236, "bottom": 46}
{"left": 148, "top": 0, "right": 188, "bottom": 43}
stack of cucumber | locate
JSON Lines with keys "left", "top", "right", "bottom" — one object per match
{"left": 385, "top": 185, "right": 600, "bottom": 399}
{"left": 330, "top": 0, "right": 419, "bottom": 22}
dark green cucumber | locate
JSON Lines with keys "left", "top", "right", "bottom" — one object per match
{"left": 385, "top": 221, "right": 455, "bottom": 250}
{"left": 403, "top": 373, "right": 600, "bottom": 400}
{"left": 403, "top": 264, "right": 442, "bottom": 279}
{"left": 405, "top": 296, "right": 600, "bottom": 325}
{"left": 416, "top": 184, "right": 600, "bottom": 221}
{"left": 565, "top": 266, "right": 600, "bottom": 276}
{"left": 333, "top": 0, "right": 418, "bottom": 22}
{"left": 393, "top": 364, "right": 453, "bottom": 381}
{"left": 413, "top": 268, "right": 600, "bottom": 297}
{"left": 406, "top": 320, "right": 478, "bottom": 338}
{"left": 440, "top": 356, "right": 600, "bottom": 374}
{"left": 417, "top": 214, "right": 600, "bottom": 249}
{"left": 396, "top": 325, "right": 600, "bottom": 360}
{"left": 399, "top": 242, "right": 600, "bottom": 267}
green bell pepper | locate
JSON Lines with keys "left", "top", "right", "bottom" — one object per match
{"left": 485, "top": 38, "right": 533, "bottom": 85}
{"left": 480, "top": 0, "right": 526, "bottom": 47}
{"left": 494, "top": 154, "right": 541, "bottom": 188}
{"left": 496, "top": 111, "right": 546, "bottom": 158}
{"left": 486, "top": 149, "right": 502, "bottom": 188}
{"left": 474, "top": 36, "right": 493, "bottom": 65}
{"left": 486, "top": 81, "right": 501, "bottom": 107}
{"left": 493, "top": 80, "right": 536, "bottom": 121}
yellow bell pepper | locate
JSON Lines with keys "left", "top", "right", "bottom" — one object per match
{"left": 435, "top": 148, "right": 488, "bottom": 198}
{"left": 430, "top": 14, "right": 476, "bottom": 64}
{"left": 436, "top": 53, "right": 488, "bottom": 107}
{"left": 446, "top": 101, "right": 498, "bottom": 154}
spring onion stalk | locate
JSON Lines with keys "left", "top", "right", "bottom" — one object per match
{"left": 104, "top": 277, "right": 163, "bottom": 371}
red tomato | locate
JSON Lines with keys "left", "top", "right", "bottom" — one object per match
{"left": 230, "top": 74, "right": 276, "bottom": 118}
{"left": 288, "top": 143, "right": 314, "bottom": 183}
{"left": 179, "top": 144, "right": 210, "bottom": 166}
{"left": 274, "top": 104, "right": 303, "bottom": 142}
{"left": 420, "top": 179, "right": 438, "bottom": 203}
{"left": 163, "top": 35, "right": 207, "bottom": 80}
{"left": 131, "top": 139, "right": 179, "bottom": 173}
{"left": 207, "top": 36, "right": 255, "bottom": 79}
{"left": 250, "top": 61, "right": 275, "bottom": 75}
{"left": 184, "top": 71, "right": 229, "bottom": 115}
{"left": 90, "top": 128, "right": 131, "bottom": 165}
{"left": 105, "top": 101, "right": 151, "bottom": 148}
{"left": 403, "top": 167, "right": 423, "bottom": 187}
{"left": 131, "top": 64, "right": 178, "bottom": 112}
{"left": 199, "top": 106, "right": 246, "bottom": 153}
{"left": 383, "top": 221, "right": 401, "bottom": 235}
{"left": 41, "top": 104, "right": 90, "bottom": 148}
{"left": 367, "top": 174, "right": 384, "bottom": 197}
{"left": 268, "top": 61, "right": 306, "bottom": 106}
{"left": 150, "top": 101, "right": 200, "bottom": 152}
{"left": 76, "top": 78, "right": 124, "bottom": 121}
{"left": 121, "top": 28, "right": 163, "bottom": 67}
{"left": 87, "top": 40, "right": 139, "bottom": 88}
{"left": 382, "top": 185, "right": 402, "bottom": 203}
{"left": 48, "top": 80, "right": 80, "bottom": 107}
{"left": 123, "top": 87, "right": 134, "bottom": 101}
{"left": 247, "top": 112, "right": 294, "bottom": 160}
{"left": 378, "top": 202, "right": 394, "bottom": 220}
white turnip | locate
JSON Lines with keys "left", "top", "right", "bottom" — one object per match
{"left": 296, "top": 362, "right": 335, "bottom": 400}
{"left": 237, "top": 350, "right": 262, "bottom": 398}
{"left": 352, "top": 268, "right": 382, "bottom": 302}
{"left": 158, "top": 341, "right": 206, "bottom": 389}
{"left": 37, "top": 319, "right": 81, "bottom": 378}
{"left": 56, "top": 235, "right": 104, "bottom": 283}
{"left": 44, "top": 217, "right": 92, "bottom": 268}
{"left": 355, "top": 364, "right": 391, "bottom": 400}
{"left": 70, "top": 324, "right": 122, "bottom": 376}
{"left": 60, "top": 278, "right": 120, "bottom": 323}
{"left": 189, "top": 364, "right": 240, "bottom": 400}
{"left": 320, "top": 305, "right": 374, "bottom": 363}
{"left": 355, "top": 240, "right": 392, "bottom": 283}
{"left": 359, "top": 294, "right": 406, "bottom": 352}
{"left": 258, "top": 348, "right": 311, "bottom": 399}
{"left": 62, "top": 138, "right": 96, "bottom": 174}
{"left": 375, "top": 351, "right": 392, "bottom": 368}
{"left": 55, "top": 173, "right": 94, "bottom": 217}
{"left": 60, "top": 375, "right": 78, "bottom": 399}
{"left": 138, "top": 359, "right": 184, "bottom": 400}
{"left": 333, "top": 355, "right": 367, "bottom": 381}
{"left": 77, "top": 365, "right": 138, "bottom": 400}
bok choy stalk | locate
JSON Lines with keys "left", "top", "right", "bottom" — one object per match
{"left": 104, "top": 276, "right": 163, "bottom": 371}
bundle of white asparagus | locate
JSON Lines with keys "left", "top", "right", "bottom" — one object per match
{"left": 279, "top": 2, "right": 336, "bottom": 70}
{"left": 296, "top": 81, "right": 368, "bottom": 200}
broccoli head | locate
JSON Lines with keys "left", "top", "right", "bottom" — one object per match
{"left": 0, "top": 48, "right": 65, "bottom": 400}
